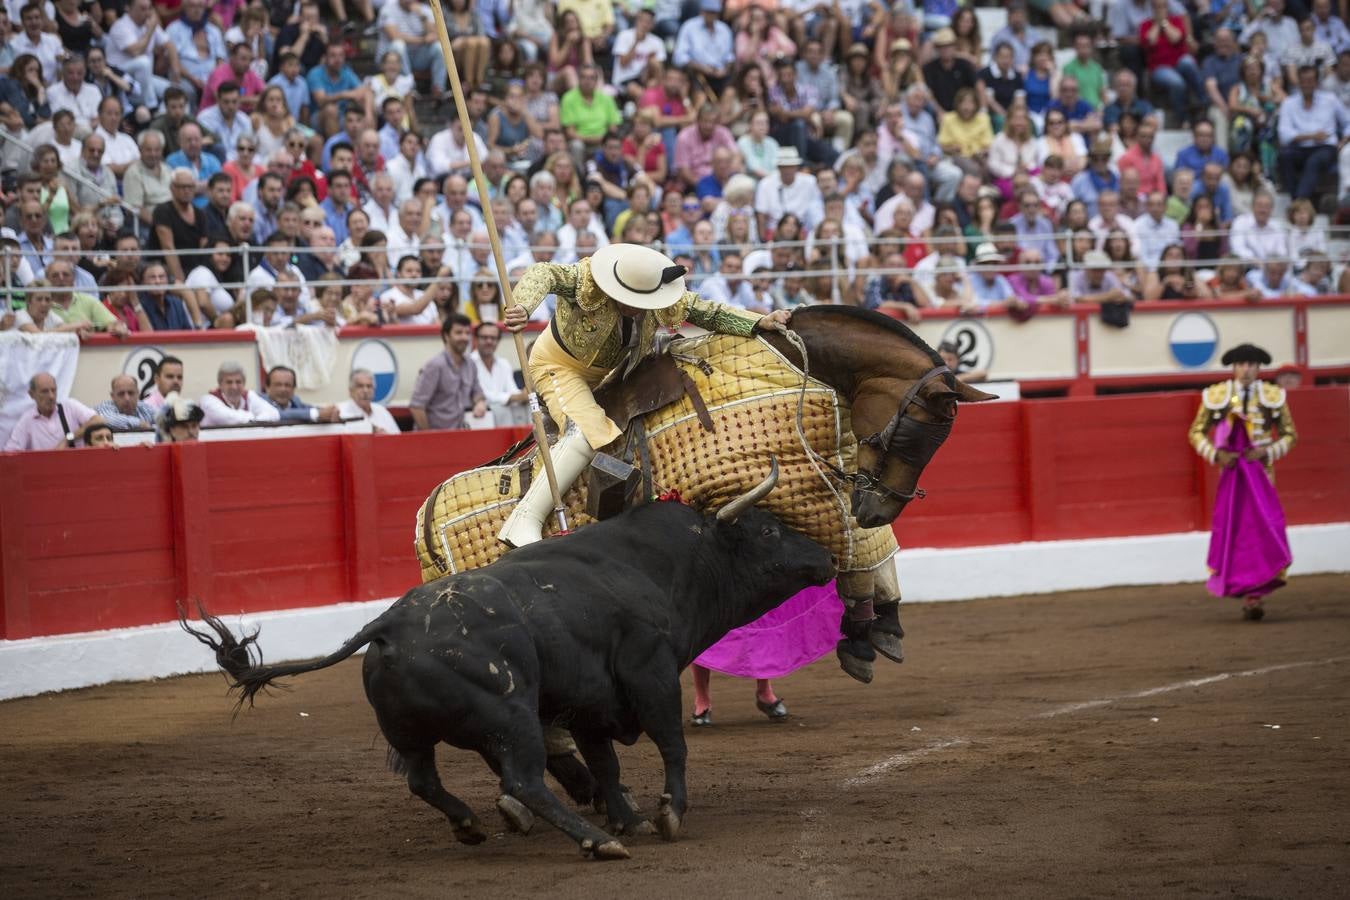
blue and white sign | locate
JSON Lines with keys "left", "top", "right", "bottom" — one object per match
{"left": 351, "top": 339, "right": 398, "bottom": 405}
{"left": 1168, "top": 313, "right": 1218, "bottom": 368}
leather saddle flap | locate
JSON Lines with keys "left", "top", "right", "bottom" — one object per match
{"left": 595, "top": 353, "right": 714, "bottom": 432}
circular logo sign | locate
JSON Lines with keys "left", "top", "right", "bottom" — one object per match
{"left": 1168, "top": 312, "right": 1218, "bottom": 368}
{"left": 939, "top": 320, "right": 994, "bottom": 375}
{"left": 122, "top": 347, "right": 165, "bottom": 399}
{"left": 351, "top": 339, "right": 398, "bottom": 405}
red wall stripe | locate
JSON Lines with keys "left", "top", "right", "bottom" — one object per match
{"left": 1, "top": 391, "right": 1345, "bottom": 641}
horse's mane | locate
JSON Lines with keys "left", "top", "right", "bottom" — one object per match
{"left": 792, "top": 305, "right": 946, "bottom": 370}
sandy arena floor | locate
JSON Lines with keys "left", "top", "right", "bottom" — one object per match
{"left": 2, "top": 574, "right": 1348, "bottom": 899}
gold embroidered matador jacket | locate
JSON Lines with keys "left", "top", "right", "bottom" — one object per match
{"left": 1188, "top": 379, "right": 1298, "bottom": 473}
{"left": 512, "top": 259, "right": 761, "bottom": 368}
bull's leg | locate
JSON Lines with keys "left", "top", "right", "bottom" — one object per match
{"left": 625, "top": 665, "right": 690, "bottom": 841}
{"left": 399, "top": 746, "right": 487, "bottom": 845}
{"left": 870, "top": 561, "right": 905, "bottom": 664}
{"left": 572, "top": 730, "right": 653, "bottom": 837}
{"left": 494, "top": 724, "right": 630, "bottom": 860}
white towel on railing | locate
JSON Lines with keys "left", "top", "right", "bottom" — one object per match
{"left": 0, "top": 332, "right": 80, "bottom": 448}
{"left": 246, "top": 326, "right": 339, "bottom": 391}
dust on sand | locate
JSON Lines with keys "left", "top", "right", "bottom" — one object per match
{"left": 2, "top": 575, "right": 1347, "bottom": 899}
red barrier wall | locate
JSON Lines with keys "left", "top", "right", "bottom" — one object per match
{"left": 2, "top": 389, "right": 1346, "bottom": 641}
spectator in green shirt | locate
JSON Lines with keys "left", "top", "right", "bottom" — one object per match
{"left": 44, "top": 258, "right": 128, "bottom": 335}
{"left": 560, "top": 64, "right": 621, "bottom": 162}
{"left": 1062, "top": 30, "right": 1108, "bottom": 108}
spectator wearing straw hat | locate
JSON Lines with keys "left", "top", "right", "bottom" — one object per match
{"left": 922, "top": 27, "right": 977, "bottom": 116}
{"left": 754, "top": 146, "right": 824, "bottom": 237}
{"left": 1068, "top": 250, "right": 1130, "bottom": 305}
{"left": 967, "top": 244, "right": 1015, "bottom": 312}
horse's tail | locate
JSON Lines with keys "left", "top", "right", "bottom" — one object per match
{"left": 179, "top": 600, "right": 384, "bottom": 709}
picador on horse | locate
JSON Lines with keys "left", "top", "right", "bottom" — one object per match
{"left": 417, "top": 242, "right": 995, "bottom": 682}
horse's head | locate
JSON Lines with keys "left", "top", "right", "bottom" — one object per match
{"left": 766, "top": 306, "right": 998, "bottom": 529}
{"left": 848, "top": 364, "right": 995, "bottom": 529}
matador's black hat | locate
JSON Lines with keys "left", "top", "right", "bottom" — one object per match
{"left": 1221, "top": 344, "right": 1271, "bottom": 366}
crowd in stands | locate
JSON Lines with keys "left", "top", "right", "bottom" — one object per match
{"left": 3, "top": 0, "right": 1350, "bottom": 449}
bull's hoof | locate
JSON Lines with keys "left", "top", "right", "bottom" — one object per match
{"left": 581, "top": 838, "right": 631, "bottom": 860}
{"left": 837, "top": 639, "right": 875, "bottom": 684}
{"left": 453, "top": 817, "right": 488, "bottom": 845}
{"left": 594, "top": 840, "right": 631, "bottom": 860}
{"left": 496, "top": 794, "right": 534, "bottom": 835}
{"left": 655, "top": 793, "right": 682, "bottom": 842}
{"left": 606, "top": 818, "right": 656, "bottom": 837}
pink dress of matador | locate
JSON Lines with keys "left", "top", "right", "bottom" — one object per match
{"left": 1188, "top": 378, "right": 1298, "bottom": 600}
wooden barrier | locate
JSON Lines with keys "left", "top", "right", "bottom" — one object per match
{"left": 2, "top": 389, "right": 1346, "bottom": 641}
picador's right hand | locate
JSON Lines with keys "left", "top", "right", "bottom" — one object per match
{"left": 503, "top": 304, "right": 529, "bottom": 332}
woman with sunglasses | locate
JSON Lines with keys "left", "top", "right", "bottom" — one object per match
{"left": 222, "top": 137, "right": 263, "bottom": 201}
{"left": 1035, "top": 109, "right": 1087, "bottom": 176}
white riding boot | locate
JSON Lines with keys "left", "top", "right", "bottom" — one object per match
{"left": 497, "top": 428, "right": 596, "bottom": 548}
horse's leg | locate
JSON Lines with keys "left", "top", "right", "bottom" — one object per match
{"left": 836, "top": 568, "right": 877, "bottom": 684}
{"left": 870, "top": 559, "right": 905, "bottom": 664}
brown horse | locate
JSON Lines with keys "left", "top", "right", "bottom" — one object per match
{"left": 416, "top": 305, "right": 994, "bottom": 682}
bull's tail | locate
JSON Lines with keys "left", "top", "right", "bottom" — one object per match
{"left": 179, "top": 600, "right": 383, "bottom": 709}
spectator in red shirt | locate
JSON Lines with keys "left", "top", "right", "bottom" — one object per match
{"left": 1140, "top": 0, "right": 1206, "bottom": 126}
{"left": 1116, "top": 119, "right": 1167, "bottom": 196}
{"left": 202, "top": 42, "right": 267, "bottom": 112}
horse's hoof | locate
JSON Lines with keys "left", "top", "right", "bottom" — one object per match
{"left": 594, "top": 840, "right": 631, "bottom": 860}
{"left": 837, "top": 642, "right": 875, "bottom": 684}
{"left": 655, "top": 793, "right": 681, "bottom": 842}
{"left": 453, "top": 818, "right": 488, "bottom": 845}
{"left": 496, "top": 794, "right": 534, "bottom": 834}
{"left": 870, "top": 629, "right": 905, "bottom": 663}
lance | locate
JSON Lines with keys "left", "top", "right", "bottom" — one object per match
{"left": 428, "top": 0, "right": 570, "bottom": 533}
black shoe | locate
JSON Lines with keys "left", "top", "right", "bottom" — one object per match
{"left": 756, "top": 697, "right": 788, "bottom": 719}
{"left": 690, "top": 708, "right": 712, "bottom": 727}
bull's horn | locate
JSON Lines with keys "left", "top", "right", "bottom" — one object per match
{"left": 716, "top": 457, "right": 779, "bottom": 523}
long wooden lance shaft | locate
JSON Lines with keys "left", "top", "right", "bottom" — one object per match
{"left": 428, "top": 0, "right": 569, "bottom": 531}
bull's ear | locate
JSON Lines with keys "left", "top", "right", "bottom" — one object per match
{"left": 943, "top": 381, "right": 998, "bottom": 403}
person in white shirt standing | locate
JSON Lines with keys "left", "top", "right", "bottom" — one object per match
{"left": 11, "top": 3, "right": 63, "bottom": 83}
{"left": 199, "top": 360, "right": 281, "bottom": 427}
{"left": 469, "top": 321, "right": 528, "bottom": 426}
{"left": 1228, "top": 190, "right": 1289, "bottom": 261}
{"left": 612, "top": 9, "right": 666, "bottom": 102}
{"left": 340, "top": 368, "right": 401, "bottom": 434}
{"left": 105, "top": 0, "right": 184, "bottom": 113}
{"left": 47, "top": 55, "right": 103, "bottom": 128}
{"left": 1133, "top": 191, "right": 1182, "bottom": 267}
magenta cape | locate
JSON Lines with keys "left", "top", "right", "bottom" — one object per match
{"left": 694, "top": 583, "right": 844, "bottom": 679}
{"left": 1206, "top": 418, "right": 1292, "bottom": 600}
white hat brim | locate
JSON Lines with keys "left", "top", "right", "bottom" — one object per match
{"left": 590, "top": 243, "right": 687, "bottom": 310}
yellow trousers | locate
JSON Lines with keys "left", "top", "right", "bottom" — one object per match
{"left": 528, "top": 326, "right": 623, "bottom": 450}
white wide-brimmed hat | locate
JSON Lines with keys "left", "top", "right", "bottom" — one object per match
{"left": 591, "top": 243, "right": 688, "bottom": 310}
{"left": 973, "top": 242, "right": 1004, "bottom": 265}
{"left": 775, "top": 146, "right": 804, "bottom": 168}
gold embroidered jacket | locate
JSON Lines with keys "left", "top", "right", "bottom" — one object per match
{"left": 1188, "top": 379, "right": 1297, "bottom": 467}
{"left": 512, "top": 259, "right": 761, "bottom": 369}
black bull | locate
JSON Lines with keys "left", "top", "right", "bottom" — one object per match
{"left": 185, "top": 493, "right": 834, "bottom": 860}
